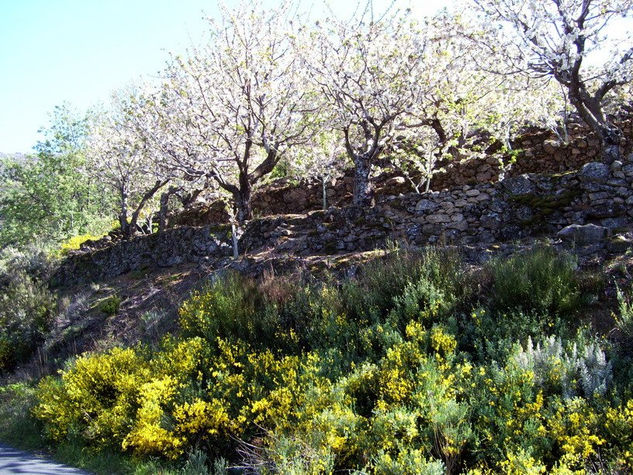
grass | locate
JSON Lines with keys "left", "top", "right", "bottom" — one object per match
{"left": 0, "top": 382, "right": 45, "bottom": 451}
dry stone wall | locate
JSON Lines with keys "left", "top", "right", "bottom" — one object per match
{"left": 53, "top": 153, "right": 633, "bottom": 286}
{"left": 48, "top": 106, "right": 633, "bottom": 288}
{"left": 240, "top": 157, "right": 633, "bottom": 255}
{"left": 53, "top": 224, "right": 233, "bottom": 286}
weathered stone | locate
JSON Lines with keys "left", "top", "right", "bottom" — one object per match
{"left": 426, "top": 214, "right": 451, "bottom": 224}
{"left": 557, "top": 224, "right": 608, "bottom": 244}
{"left": 622, "top": 164, "right": 633, "bottom": 176}
{"left": 52, "top": 225, "right": 233, "bottom": 287}
{"left": 465, "top": 189, "right": 480, "bottom": 197}
{"left": 501, "top": 174, "right": 534, "bottom": 195}
{"left": 448, "top": 220, "right": 469, "bottom": 231}
{"left": 588, "top": 192, "right": 611, "bottom": 202}
{"left": 579, "top": 162, "right": 609, "bottom": 182}
{"left": 607, "top": 235, "right": 633, "bottom": 253}
{"left": 601, "top": 217, "right": 629, "bottom": 229}
{"left": 611, "top": 160, "right": 623, "bottom": 172}
{"left": 587, "top": 203, "right": 626, "bottom": 219}
{"left": 415, "top": 199, "right": 438, "bottom": 214}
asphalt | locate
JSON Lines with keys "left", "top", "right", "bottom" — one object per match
{"left": 0, "top": 444, "right": 90, "bottom": 474}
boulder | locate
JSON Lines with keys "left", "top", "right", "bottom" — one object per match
{"left": 579, "top": 162, "right": 609, "bottom": 183}
{"left": 501, "top": 174, "right": 534, "bottom": 195}
{"left": 557, "top": 224, "right": 608, "bottom": 244}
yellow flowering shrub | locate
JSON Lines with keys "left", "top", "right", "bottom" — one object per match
{"left": 604, "top": 399, "right": 633, "bottom": 469}
{"left": 122, "top": 376, "right": 182, "bottom": 458}
{"left": 35, "top": 347, "right": 149, "bottom": 446}
{"left": 54, "top": 233, "right": 103, "bottom": 257}
{"left": 31, "top": 250, "right": 633, "bottom": 471}
{"left": 500, "top": 449, "right": 547, "bottom": 474}
{"left": 546, "top": 397, "right": 605, "bottom": 469}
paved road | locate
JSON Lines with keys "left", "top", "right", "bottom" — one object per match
{"left": 0, "top": 444, "right": 89, "bottom": 474}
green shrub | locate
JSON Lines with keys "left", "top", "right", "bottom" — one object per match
{"left": 97, "top": 295, "right": 121, "bottom": 316}
{"left": 615, "top": 284, "right": 633, "bottom": 345}
{"left": 340, "top": 248, "right": 465, "bottom": 323}
{"left": 0, "top": 383, "right": 44, "bottom": 450}
{"left": 0, "top": 270, "right": 57, "bottom": 371}
{"left": 460, "top": 307, "right": 575, "bottom": 363}
{"left": 489, "top": 246, "right": 581, "bottom": 315}
{"left": 31, "top": 246, "right": 633, "bottom": 472}
{"left": 179, "top": 272, "right": 293, "bottom": 351}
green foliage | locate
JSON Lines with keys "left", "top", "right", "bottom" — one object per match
{"left": 54, "top": 232, "right": 105, "bottom": 257}
{"left": 0, "top": 383, "right": 45, "bottom": 450}
{"left": 98, "top": 295, "right": 122, "bottom": 316}
{"left": 615, "top": 284, "right": 633, "bottom": 345}
{"left": 488, "top": 246, "right": 581, "bottom": 316}
{"left": 31, "top": 249, "right": 633, "bottom": 472}
{"left": 0, "top": 248, "right": 57, "bottom": 372}
{"left": 0, "top": 104, "right": 114, "bottom": 250}
{"left": 179, "top": 272, "right": 299, "bottom": 353}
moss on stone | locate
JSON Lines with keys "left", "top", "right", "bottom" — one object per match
{"left": 512, "top": 189, "right": 581, "bottom": 228}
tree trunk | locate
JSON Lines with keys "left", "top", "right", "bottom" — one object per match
{"left": 568, "top": 88, "right": 622, "bottom": 164}
{"left": 230, "top": 221, "right": 239, "bottom": 258}
{"left": 128, "top": 180, "right": 169, "bottom": 238}
{"left": 322, "top": 176, "right": 328, "bottom": 210}
{"left": 599, "top": 125, "right": 622, "bottom": 164}
{"left": 234, "top": 186, "right": 252, "bottom": 224}
{"left": 352, "top": 157, "right": 373, "bottom": 207}
{"left": 158, "top": 187, "right": 178, "bottom": 233}
{"left": 119, "top": 189, "right": 131, "bottom": 237}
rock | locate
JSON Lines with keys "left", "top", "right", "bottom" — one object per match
{"left": 588, "top": 192, "right": 611, "bottom": 202}
{"left": 610, "top": 160, "right": 623, "bottom": 172}
{"left": 448, "top": 220, "right": 469, "bottom": 231}
{"left": 579, "top": 162, "right": 609, "bottom": 182}
{"left": 426, "top": 214, "right": 451, "bottom": 224}
{"left": 557, "top": 224, "right": 608, "bottom": 244}
{"left": 543, "top": 140, "right": 558, "bottom": 153}
{"left": 622, "top": 164, "right": 633, "bottom": 176}
{"left": 586, "top": 203, "right": 626, "bottom": 219}
{"left": 501, "top": 174, "right": 534, "bottom": 195}
{"left": 601, "top": 217, "right": 629, "bottom": 229}
{"left": 383, "top": 176, "right": 406, "bottom": 187}
{"left": 607, "top": 235, "right": 633, "bottom": 253}
{"left": 465, "top": 189, "right": 480, "bottom": 197}
{"left": 415, "top": 199, "right": 438, "bottom": 214}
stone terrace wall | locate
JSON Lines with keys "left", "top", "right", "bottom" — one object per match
{"left": 429, "top": 117, "right": 633, "bottom": 190}
{"left": 53, "top": 225, "right": 233, "bottom": 286}
{"left": 54, "top": 155, "right": 633, "bottom": 286}
{"left": 240, "top": 159, "right": 633, "bottom": 255}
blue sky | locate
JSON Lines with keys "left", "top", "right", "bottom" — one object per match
{"left": 0, "top": 0, "right": 443, "bottom": 154}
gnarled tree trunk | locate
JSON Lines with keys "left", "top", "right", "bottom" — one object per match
{"left": 352, "top": 157, "right": 373, "bottom": 207}
{"left": 599, "top": 125, "right": 622, "bottom": 165}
